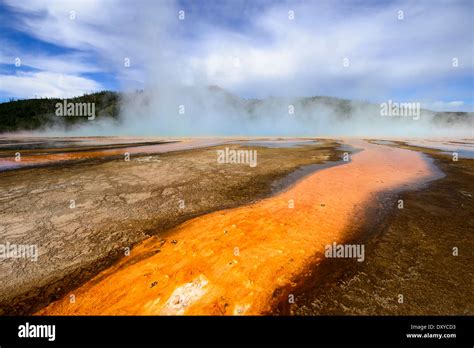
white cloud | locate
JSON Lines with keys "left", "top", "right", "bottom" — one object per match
{"left": 0, "top": 52, "right": 101, "bottom": 75}
{"left": 3, "top": 0, "right": 177, "bottom": 75}
{"left": 187, "top": 1, "right": 473, "bottom": 100}
{"left": 1, "top": 0, "right": 472, "bottom": 106}
{"left": 0, "top": 71, "right": 102, "bottom": 98}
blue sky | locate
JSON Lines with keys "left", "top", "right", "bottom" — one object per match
{"left": 0, "top": 0, "right": 473, "bottom": 111}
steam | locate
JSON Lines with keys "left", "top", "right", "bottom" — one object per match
{"left": 22, "top": 0, "right": 473, "bottom": 138}
{"left": 63, "top": 87, "right": 472, "bottom": 138}
{"left": 65, "top": 1, "right": 472, "bottom": 138}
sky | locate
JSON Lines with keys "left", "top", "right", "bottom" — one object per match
{"left": 0, "top": 0, "right": 473, "bottom": 111}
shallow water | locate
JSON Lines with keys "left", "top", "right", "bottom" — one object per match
{"left": 405, "top": 139, "right": 474, "bottom": 159}
{"left": 0, "top": 138, "right": 231, "bottom": 172}
{"left": 271, "top": 143, "right": 361, "bottom": 194}
{"left": 370, "top": 140, "right": 398, "bottom": 146}
{"left": 227, "top": 140, "right": 321, "bottom": 148}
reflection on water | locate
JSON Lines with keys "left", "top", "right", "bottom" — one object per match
{"left": 0, "top": 137, "right": 235, "bottom": 172}
{"left": 405, "top": 139, "right": 474, "bottom": 159}
{"left": 369, "top": 138, "right": 474, "bottom": 159}
{"left": 370, "top": 140, "right": 398, "bottom": 146}
{"left": 0, "top": 137, "right": 178, "bottom": 171}
{"left": 0, "top": 137, "right": 325, "bottom": 172}
{"left": 227, "top": 140, "right": 321, "bottom": 148}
